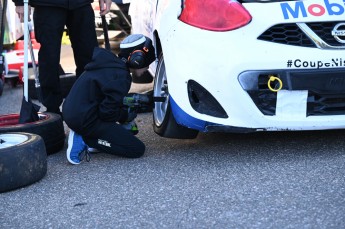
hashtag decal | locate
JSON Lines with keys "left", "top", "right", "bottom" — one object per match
{"left": 287, "top": 60, "right": 292, "bottom": 67}
{"left": 286, "top": 59, "right": 344, "bottom": 69}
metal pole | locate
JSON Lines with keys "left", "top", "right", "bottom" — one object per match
{"left": 23, "top": 0, "right": 29, "bottom": 101}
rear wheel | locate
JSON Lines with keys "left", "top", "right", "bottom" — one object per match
{"left": 153, "top": 54, "right": 198, "bottom": 139}
{"left": 0, "top": 132, "right": 47, "bottom": 193}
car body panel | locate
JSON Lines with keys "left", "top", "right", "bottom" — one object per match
{"left": 129, "top": 0, "right": 345, "bottom": 132}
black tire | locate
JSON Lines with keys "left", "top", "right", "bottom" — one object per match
{"left": 153, "top": 54, "right": 198, "bottom": 139}
{"left": 7, "top": 77, "right": 18, "bottom": 88}
{"left": 132, "top": 71, "right": 153, "bottom": 84}
{"left": 59, "top": 73, "right": 77, "bottom": 97}
{"left": 0, "top": 132, "right": 47, "bottom": 193}
{"left": 0, "top": 112, "right": 65, "bottom": 154}
{"left": 28, "top": 73, "right": 76, "bottom": 99}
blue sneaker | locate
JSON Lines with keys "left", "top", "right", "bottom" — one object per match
{"left": 66, "top": 129, "right": 87, "bottom": 165}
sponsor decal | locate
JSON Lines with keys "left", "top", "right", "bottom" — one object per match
{"left": 286, "top": 58, "right": 345, "bottom": 68}
{"left": 281, "top": 0, "right": 345, "bottom": 19}
{"left": 98, "top": 139, "right": 111, "bottom": 147}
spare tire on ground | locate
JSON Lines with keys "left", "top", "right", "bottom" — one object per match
{"left": 28, "top": 73, "right": 76, "bottom": 99}
{"left": 0, "top": 132, "right": 47, "bottom": 193}
{"left": 0, "top": 112, "right": 65, "bottom": 154}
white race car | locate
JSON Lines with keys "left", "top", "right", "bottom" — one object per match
{"left": 129, "top": 0, "right": 345, "bottom": 139}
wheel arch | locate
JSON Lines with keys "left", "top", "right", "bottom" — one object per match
{"left": 153, "top": 52, "right": 198, "bottom": 139}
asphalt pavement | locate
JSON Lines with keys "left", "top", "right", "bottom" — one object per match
{"left": 1, "top": 45, "right": 345, "bottom": 228}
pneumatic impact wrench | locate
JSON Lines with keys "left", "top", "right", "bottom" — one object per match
{"left": 121, "top": 92, "right": 165, "bottom": 134}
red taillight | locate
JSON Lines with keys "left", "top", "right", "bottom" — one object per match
{"left": 179, "top": 0, "right": 252, "bottom": 32}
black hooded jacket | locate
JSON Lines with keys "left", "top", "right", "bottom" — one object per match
{"left": 12, "top": 0, "right": 93, "bottom": 9}
{"left": 62, "top": 47, "right": 131, "bottom": 135}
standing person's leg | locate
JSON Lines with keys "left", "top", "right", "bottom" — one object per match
{"left": 83, "top": 121, "right": 145, "bottom": 158}
{"left": 33, "top": 6, "right": 66, "bottom": 114}
{"left": 66, "top": 5, "right": 98, "bottom": 78}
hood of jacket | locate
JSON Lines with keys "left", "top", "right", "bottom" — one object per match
{"left": 84, "top": 47, "right": 128, "bottom": 71}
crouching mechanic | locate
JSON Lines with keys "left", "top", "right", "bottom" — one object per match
{"left": 62, "top": 34, "right": 156, "bottom": 165}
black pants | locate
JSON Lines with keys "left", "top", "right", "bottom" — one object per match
{"left": 81, "top": 120, "right": 145, "bottom": 158}
{"left": 33, "top": 5, "right": 98, "bottom": 113}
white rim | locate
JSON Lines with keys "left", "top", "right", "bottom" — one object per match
{"left": 153, "top": 56, "right": 169, "bottom": 126}
{"left": 0, "top": 133, "right": 29, "bottom": 149}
